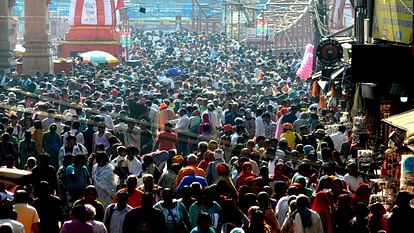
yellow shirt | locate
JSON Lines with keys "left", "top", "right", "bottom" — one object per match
{"left": 280, "top": 130, "right": 301, "bottom": 149}
{"left": 32, "top": 129, "right": 44, "bottom": 155}
{"left": 14, "top": 203, "right": 40, "bottom": 233}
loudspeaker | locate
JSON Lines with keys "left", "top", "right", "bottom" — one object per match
{"left": 139, "top": 7, "right": 146, "bottom": 13}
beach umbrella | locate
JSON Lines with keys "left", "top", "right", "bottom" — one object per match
{"left": 13, "top": 44, "right": 26, "bottom": 57}
{"left": 0, "top": 168, "right": 32, "bottom": 184}
{"left": 80, "top": 50, "right": 119, "bottom": 64}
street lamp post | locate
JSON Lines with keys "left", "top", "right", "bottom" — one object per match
{"left": 119, "top": 4, "right": 145, "bottom": 62}
{"left": 261, "top": 9, "right": 265, "bottom": 51}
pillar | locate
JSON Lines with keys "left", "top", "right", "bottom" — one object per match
{"left": 0, "top": 0, "right": 15, "bottom": 69}
{"left": 22, "top": 0, "right": 52, "bottom": 74}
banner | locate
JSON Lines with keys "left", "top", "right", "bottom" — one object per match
{"left": 68, "top": 0, "right": 77, "bottom": 25}
{"left": 256, "top": 19, "right": 268, "bottom": 36}
{"left": 372, "top": 0, "right": 413, "bottom": 44}
{"left": 81, "top": 0, "right": 98, "bottom": 25}
{"left": 104, "top": 0, "right": 114, "bottom": 25}
{"left": 401, "top": 154, "right": 414, "bottom": 190}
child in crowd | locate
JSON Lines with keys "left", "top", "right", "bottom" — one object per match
{"left": 112, "top": 146, "right": 129, "bottom": 189}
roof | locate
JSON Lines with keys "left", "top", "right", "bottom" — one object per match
{"left": 382, "top": 109, "right": 414, "bottom": 131}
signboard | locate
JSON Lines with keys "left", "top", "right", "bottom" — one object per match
{"left": 120, "top": 32, "right": 131, "bottom": 47}
{"left": 372, "top": 0, "right": 413, "bottom": 45}
{"left": 401, "top": 154, "right": 414, "bottom": 190}
{"left": 246, "top": 27, "right": 274, "bottom": 40}
{"left": 316, "top": 38, "right": 343, "bottom": 65}
{"left": 256, "top": 19, "right": 268, "bottom": 36}
{"left": 81, "top": 0, "right": 98, "bottom": 25}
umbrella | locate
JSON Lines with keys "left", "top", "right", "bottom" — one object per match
{"left": 0, "top": 168, "right": 32, "bottom": 184}
{"left": 13, "top": 44, "right": 25, "bottom": 57}
{"left": 80, "top": 50, "right": 119, "bottom": 64}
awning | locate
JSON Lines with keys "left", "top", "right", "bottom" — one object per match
{"left": 382, "top": 109, "right": 414, "bottom": 131}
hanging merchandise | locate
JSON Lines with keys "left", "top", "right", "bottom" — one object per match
{"left": 351, "top": 83, "right": 363, "bottom": 120}
{"left": 400, "top": 154, "right": 414, "bottom": 192}
{"left": 352, "top": 114, "right": 368, "bottom": 144}
{"left": 311, "top": 80, "right": 319, "bottom": 97}
{"left": 319, "top": 91, "right": 327, "bottom": 109}
{"left": 296, "top": 43, "right": 314, "bottom": 80}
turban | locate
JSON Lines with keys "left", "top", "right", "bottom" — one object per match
{"left": 223, "top": 124, "right": 233, "bottom": 132}
{"left": 216, "top": 163, "right": 229, "bottom": 174}
{"left": 172, "top": 155, "right": 184, "bottom": 164}
{"left": 160, "top": 103, "right": 168, "bottom": 110}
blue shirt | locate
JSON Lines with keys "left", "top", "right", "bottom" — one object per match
{"left": 66, "top": 164, "right": 90, "bottom": 193}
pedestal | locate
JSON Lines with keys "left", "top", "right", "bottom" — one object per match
{"left": 0, "top": 0, "right": 15, "bottom": 69}
{"left": 22, "top": 0, "right": 52, "bottom": 74}
{"left": 57, "top": 41, "right": 120, "bottom": 58}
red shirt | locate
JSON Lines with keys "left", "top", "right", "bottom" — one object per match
{"left": 112, "top": 188, "right": 143, "bottom": 208}
{"left": 157, "top": 131, "right": 178, "bottom": 151}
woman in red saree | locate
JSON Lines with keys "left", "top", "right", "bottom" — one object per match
{"left": 235, "top": 162, "right": 258, "bottom": 190}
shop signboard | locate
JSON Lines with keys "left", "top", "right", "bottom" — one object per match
{"left": 256, "top": 19, "right": 268, "bottom": 36}
{"left": 120, "top": 31, "right": 131, "bottom": 47}
{"left": 401, "top": 154, "right": 414, "bottom": 191}
{"left": 372, "top": 0, "right": 413, "bottom": 44}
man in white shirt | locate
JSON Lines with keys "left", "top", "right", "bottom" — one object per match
{"left": 231, "top": 125, "right": 245, "bottom": 145}
{"left": 126, "top": 146, "right": 142, "bottom": 177}
{"left": 103, "top": 192, "right": 132, "bottom": 233}
{"left": 255, "top": 109, "right": 265, "bottom": 137}
{"left": 343, "top": 161, "right": 366, "bottom": 193}
{"left": 62, "top": 121, "right": 85, "bottom": 145}
{"left": 170, "top": 109, "right": 190, "bottom": 156}
{"left": 329, "top": 125, "right": 348, "bottom": 152}
{"left": 114, "top": 120, "right": 141, "bottom": 149}
{"left": 99, "top": 106, "right": 114, "bottom": 129}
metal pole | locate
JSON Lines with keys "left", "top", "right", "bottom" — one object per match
{"left": 237, "top": 4, "right": 241, "bottom": 41}
{"left": 313, "top": 0, "right": 327, "bottom": 71}
{"left": 224, "top": 2, "right": 227, "bottom": 35}
{"left": 192, "top": 0, "right": 195, "bottom": 31}
{"left": 230, "top": 5, "right": 233, "bottom": 38}
{"left": 206, "top": 17, "right": 208, "bottom": 33}
{"left": 126, "top": 19, "right": 129, "bottom": 61}
{"left": 262, "top": 10, "right": 265, "bottom": 51}
{"left": 198, "top": 5, "right": 202, "bottom": 32}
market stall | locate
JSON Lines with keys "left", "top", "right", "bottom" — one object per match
{"left": 373, "top": 109, "right": 414, "bottom": 206}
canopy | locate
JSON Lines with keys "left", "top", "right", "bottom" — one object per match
{"left": 80, "top": 50, "right": 119, "bottom": 64}
{"left": 382, "top": 109, "right": 414, "bottom": 131}
{"left": 0, "top": 168, "right": 32, "bottom": 184}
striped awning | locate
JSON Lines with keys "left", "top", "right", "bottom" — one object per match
{"left": 382, "top": 109, "right": 414, "bottom": 131}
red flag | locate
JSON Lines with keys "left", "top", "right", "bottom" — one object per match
{"left": 115, "top": 0, "right": 127, "bottom": 21}
{"left": 116, "top": 0, "right": 124, "bottom": 10}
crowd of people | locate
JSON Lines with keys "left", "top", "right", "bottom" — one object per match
{"left": 0, "top": 30, "right": 413, "bottom": 233}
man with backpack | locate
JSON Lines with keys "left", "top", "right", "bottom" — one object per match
{"left": 58, "top": 134, "right": 87, "bottom": 167}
